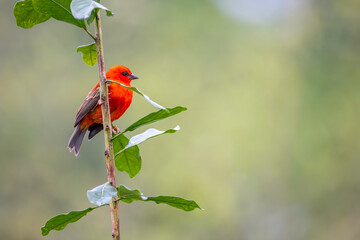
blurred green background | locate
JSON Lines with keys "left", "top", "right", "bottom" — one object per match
{"left": 1, "top": 0, "right": 360, "bottom": 239}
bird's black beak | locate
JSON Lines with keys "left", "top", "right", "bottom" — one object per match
{"left": 129, "top": 74, "right": 139, "bottom": 80}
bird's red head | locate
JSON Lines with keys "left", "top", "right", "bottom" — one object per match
{"left": 106, "top": 65, "right": 139, "bottom": 86}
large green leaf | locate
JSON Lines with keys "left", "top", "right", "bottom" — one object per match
{"left": 77, "top": 43, "right": 97, "bottom": 66}
{"left": 41, "top": 207, "right": 97, "bottom": 236}
{"left": 106, "top": 80, "right": 167, "bottom": 110}
{"left": 32, "top": 0, "right": 86, "bottom": 28}
{"left": 124, "top": 106, "right": 187, "bottom": 133}
{"left": 113, "top": 134, "right": 141, "bottom": 178}
{"left": 70, "top": 0, "right": 111, "bottom": 20}
{"left": 87, "top": 182, "right": 118, "bottom": 206}
{"left": 13, "top": 0, "right": 51, "bottom": 29}
{"left": 114, "top": 126, "right": 180, "bottom": 157}
{"left": 117, "top": 185, "right": 202, "bottom": 212}
{"left": 146, "top": 196, "right": 202, "bottom": 212}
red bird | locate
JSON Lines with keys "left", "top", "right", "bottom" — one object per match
{"left": 68, "top": 65, "right": 138, "bottom": 156}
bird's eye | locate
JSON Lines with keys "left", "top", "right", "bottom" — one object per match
{"left": 121, "top": 72, "right": 130, "bottom": 77}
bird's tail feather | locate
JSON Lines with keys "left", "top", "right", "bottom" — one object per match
{"left": 68, "top": 125, "right": 86, "bottom": 157}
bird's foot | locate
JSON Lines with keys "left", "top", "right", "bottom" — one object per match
{"left": 112, "top": 124, "right": 120, "bottom": 135}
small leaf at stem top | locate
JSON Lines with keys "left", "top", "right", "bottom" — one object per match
{"left": 87, "top": 182, "right": 118, "bottom": 206}
{"left": 77, "top": 43, "right": 97, "bottom": 66}
{"left": 13, "top": 0, "right": 51, "bottom": 29}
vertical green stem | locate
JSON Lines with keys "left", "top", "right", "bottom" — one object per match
{"left": 94, "top": 11, "right": 120, "bottom": 240}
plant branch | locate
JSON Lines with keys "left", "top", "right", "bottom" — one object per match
{"left": 84, "top": 27, "right": 96, "bottom": 41}
{"left": 94, "top": 11, "right": 120, "bottom": 240}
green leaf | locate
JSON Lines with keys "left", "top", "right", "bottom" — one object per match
{"left": 32, "top": 0, "right": 86, "bottom": 28}
{"left": 118, "top": 185, "right": 146, "bottom": 203}
{"left": 70, "top": 0, "right": 110, "bottom": 20}
{"left": 13, "top": 0, "right": 51, "bottom": 29}
{"left": 117, "top": 185, "right": 202, "bottom": 211}
{"left": 77, "top": 43, "right": 97, "bottom": 66}
{"left": 146, "top": 196, "right": 202, "bottom": 212}
{"left": 106, "top": 10, "right": 114, "bottom": 16}
{"left": 86, "top": 8, "right": 96, "bottom": 25}
{"left": 87, "top": 182, "right": 118, "bottom": 206}
{"left": 113, "top": 134, "right": 141, "bottom": 178}
{"left": 106, "top": 80, "right": 167, "bottom": 110}
{"left": 41, "top": 207, "right": 97, "bottom": 236}
{"left": 124, "top": 106, "right": 187, "bottom": 133}
{"left": 114, "top": 126, "right": 180, "bottom": 156}
{"left": 113, "top": 126, "right": 180, "bottom": 177}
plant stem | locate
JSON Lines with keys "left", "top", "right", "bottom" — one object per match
{"left": 84, "top": 27, "right": 96, "bottom": 41}
{"left": 94, "top": 12, "right": 120, "bottom": 240}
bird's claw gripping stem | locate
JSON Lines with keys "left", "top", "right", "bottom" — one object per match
{"left": 112, "top": 124, "right": 120, "bottom": 135}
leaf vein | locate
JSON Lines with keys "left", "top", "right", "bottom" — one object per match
{"left": 47, "top": 0, "right": 85, "bottom": 28}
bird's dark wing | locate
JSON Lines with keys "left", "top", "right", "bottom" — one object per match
{"left": 88, "top": 123, "right": 104, "bottom": 140}
{"left": 74, "top": 84, "right": 100, "bottom": 127}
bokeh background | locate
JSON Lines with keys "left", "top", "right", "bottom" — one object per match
{"left": 1, "top": 0, "right": 360, "bottom": 239}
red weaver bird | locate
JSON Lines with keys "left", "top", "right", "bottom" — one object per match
{"left": 68, "top": 65, "right": 138, "bottom": 156}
